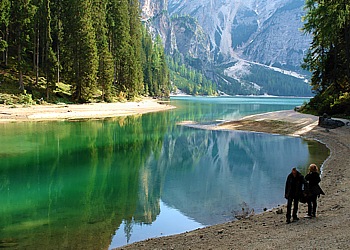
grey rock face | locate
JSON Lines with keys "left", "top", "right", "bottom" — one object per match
{"left": 140, "top": 0, "right": 168, "bottom": 20}
{"left": 242, "top": 0, "right": 310, "bottom": 68}
{"left": 140, "top": 0, "right": 212, "bottom": 62}
{"left": 170, "top": 16, "right": 212, "bottom": 61}
{"left": 165, "top": 0, "right": 310, "bottom": 69}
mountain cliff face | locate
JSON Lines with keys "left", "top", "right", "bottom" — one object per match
{"left": 241, "top": 1, "right": 310, "bottom": 68}
{"left": 140, "top": 0, "right": 212, "bottom": 63}
{"left": 167, "top": 0, "right": 309, "bottom": 68}
{"left": 140, "top": 0, "right": 312, "bottom": 96}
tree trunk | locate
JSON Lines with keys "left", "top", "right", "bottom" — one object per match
{"left": 345, "top": 24, "right": 350, "bottom": 88}
{"left": 340, "top": 1, "right": 350, "bottom": 90}
{"left": 36, "top": 27, "right": 39, "bottom": 86}
{"left": 46, "top": 26, "right": 50, "bottom": 101}
{"left": 5, "top": 26, "right": 8, "bottom": 66}
{"left": 18, "top": 30, "right": 24, "bottom": 91}
{"left": 57, "top": 41, "right": 60, "bottom": 84}
{"left": 46, "top": 84, "right": 49, "bottom": 100}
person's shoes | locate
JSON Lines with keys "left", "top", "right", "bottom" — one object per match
{"left": 286, "top": 219, "right": 291, "bottom": 224}
{"left": 312, "top": 213, "right": 316, "bottom": 217}
{"left": 293, "top": 217, "right": 299, "bottom": 221}
{"left": 304, "top": 214, "right": 312, "bottom": 218}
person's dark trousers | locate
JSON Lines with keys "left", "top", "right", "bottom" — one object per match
{"left": 307, "top": 194, "right": 317, "bottom": 216}
{"left": 286, "top": 196, "right": 299, "bottom": 220}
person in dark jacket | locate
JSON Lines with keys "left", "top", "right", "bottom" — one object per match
{"left": 285, "top": 167, "right": 305, "bottom": 223}
{"left": 304, "top": 164, "right": 324, "bottom": 218}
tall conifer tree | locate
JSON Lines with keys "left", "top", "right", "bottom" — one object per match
{"left": 303, "top": 0, "right": 350, "bottom": 114}
{"left": 35, "top": 0, "right": 57, "bottom": 100}
{"left": 62, "top": 0, "right": 98, "bottom": 102}
{"left": 92, "top": 0, "right": 113, "bottom": 102}
{"left": 141, "top": 26, "right": 153, "bottom": 95}
{"left": 108, "top": 0, "right": 131, "bottom": 96}
{"left": 44, "top": 0, "right": 57, "bottom": 100}
{"left": 0, "top": 0, "right": 10, "bottom": 64}
{"left": 50, "top": 0, "right": 63, "bottom": 85}
{"left": 10, "top": 0, "right": 36, "bottom": 90}
{"left": 127, "top": 0, "right": 143, "bottom": 98}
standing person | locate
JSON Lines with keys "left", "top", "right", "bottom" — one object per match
{"left": 304, "top": 164, "right": 324, "bottom": 218}
{"left": 285, "top": 167, "right": 305, "bottom": 223}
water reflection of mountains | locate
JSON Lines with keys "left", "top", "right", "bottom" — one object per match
{"left": 158, "top": 127, "right": 325, "bottom": 225}
{"left": 0, "top": 101, "right": 328, "bottom": 249}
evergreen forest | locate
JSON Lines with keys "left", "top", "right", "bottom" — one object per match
{"left": 1, "top": 0, "right": 349, "bottom": 113}
{"left": 167, "top": 52, "right": 217, "bottom": 96}
{"left": 0, "top": 0, "right": 170, "bottom": 104}
{"left": 302, "top": 0, "right": 350, "bottom": 116}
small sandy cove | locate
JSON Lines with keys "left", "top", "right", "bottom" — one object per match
{"left": 119, "top": 110, "right": 350, "bottom": 250}
{"left": 0, "top": 98, "right": 175, "bottom": 122}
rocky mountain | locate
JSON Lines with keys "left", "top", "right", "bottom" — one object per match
{"left": 140, "top": 0, "right": 213, "bottom": 65}
{"left": 140, "top": 0, "right": 312, "bottom": 96}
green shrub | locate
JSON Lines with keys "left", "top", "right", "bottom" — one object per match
{"left": 19, "top": 93, "right": 33, "bottom": 105}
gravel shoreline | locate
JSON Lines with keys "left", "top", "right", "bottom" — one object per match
{"left": 117, "top": 111, "right": 350, "bottom": 250}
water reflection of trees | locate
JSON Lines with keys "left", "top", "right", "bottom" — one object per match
{"left": 0, "top": 112, "right": 170, "bottom": 249}
{"left": 0, "top": 103, "right": 329, "bottom": 248}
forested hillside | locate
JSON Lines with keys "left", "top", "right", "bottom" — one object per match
{"left": 167, "top": 52, "right": 217, "bottom": 96}
{"left": 0, "top": 0, "right": 170, "bottom": 104}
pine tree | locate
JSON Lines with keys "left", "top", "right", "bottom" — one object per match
{"left": 151, "top": 35, "right": 170, "bottom": 97}
{"left": 10, "top": 0, "right": 36, "bottom": 91}
{"left": 107, "top": 0, "right": 131, "bottom": 97}
{"left": 151, "top": 38, "right": 161, "bottom": 96}
{"left": 303, "top": 0, "right": 350, "bottom": 93}
{"left": 0, "top": 0, "right": 10, "bottom": 64}
{"left": 127, "top": 0, "right": 143, "bottom": 98}
{"left": 34, "top": 0, "right": 58, "bottom": 100}
{"left": 302, "top": 0, "right": 350, "bottom": 114}
{"left": 50, "top": 0, "right": 63, "bottom": 85}
{"left": 62, "top": 0, "right": 98, "bottom": 102}
{"left": 92, "top": 0, "right": 113, "bottom": 102}
{"left": 44, "top": 0, "right": 58, "bottom": 100}
{"left": 158, "top": 39, "right": 170, "bottom": 97}
{"left": 32, "top": 0, "right": 41, "bottom": 87}
{"left": 141, "top": 26, "right": 153, "bottom": 95}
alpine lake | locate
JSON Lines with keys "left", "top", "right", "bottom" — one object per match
{"left": 0, "top": 96, "right": 329, "bottom": 249}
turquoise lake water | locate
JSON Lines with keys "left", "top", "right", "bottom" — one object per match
{"left": 0, "top": 96, "right": 329, "bottom": 249}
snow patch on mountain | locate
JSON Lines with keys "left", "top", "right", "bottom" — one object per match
{"left": 225, "top": 58, "right": 308, "bottom": 81}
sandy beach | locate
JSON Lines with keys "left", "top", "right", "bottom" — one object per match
{"left": 117, "top": 110, "right": 350, "bottom": 250}
{"left": 0, "top": 99, "right": 175, "bottom": 122}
